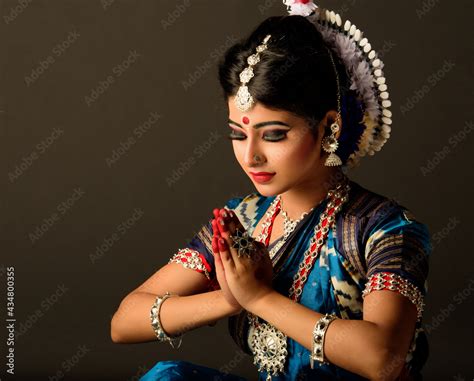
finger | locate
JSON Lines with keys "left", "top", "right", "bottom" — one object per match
{"left": 218, "top": 216, "right": 230, "bottom": 234}
{"left": 218, "top": 237, "right": 235, "bottom": 271}
{"left": 213, "top": 217, "right": 229, "bottom": 237}
{"left": 219, "top": 208, "right": 230, "bottom": 219}
{"left": 213, "top": 238, "right": 223, "bottom": 267}
{"left": 222, "top": 209, "right": 246, "bottom": 236}
{"left": 212, "top": 234, "right": 219, "bottom": 254}
{"left": 214, "top": 251, "right": 222, "bottom": 267}
{"left": 220, "top": 208, "right": 233, "bottom": 227}
{"left": 211, "top": 218, "right": 219, "bottom": 237}
{"left": 213, "top": 235, "right": 224, "bottom": 260}
{"left": 213, "top": 235, "right": 227, "bottom": 274}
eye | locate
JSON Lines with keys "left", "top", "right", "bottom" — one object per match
{"left": 227, "top": 132, "right": 246, "bottom": 140}
{"left": 227, "top": 129, "right": 288, "bottom": 142}
{"left": 263, "top": 130, "right": 287, "bottom": 142}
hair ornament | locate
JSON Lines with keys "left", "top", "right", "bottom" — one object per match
{"left": 283, "top": 1, "right": 393, "bottom": 168}
{"left": 235, "top": 34, "right": 272, "bottom": 112}
{"left": 283, "top": 0, "right": 318, "bottom": 16}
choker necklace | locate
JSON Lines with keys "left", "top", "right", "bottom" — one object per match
{"left": 266, "top": 196, "right": 320, "bottom": 260}
{"left": 280, "top": 195, "right": 324, "bottom": 239}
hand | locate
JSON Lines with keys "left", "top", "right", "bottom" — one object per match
{"left": 211, "top": 208, "right": 243, "bottom": 314}
{"left": 214, "top": 208, "right": 274, "bottom": 312}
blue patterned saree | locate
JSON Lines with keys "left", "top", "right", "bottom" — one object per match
{"left": 141, "top": 180, "right": 431, "bottom": 381}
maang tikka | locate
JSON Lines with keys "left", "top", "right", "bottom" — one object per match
{"left": 235, "top": 34, "right": 271, "bottom": 112}
{"left": 321, "top": 47, "right": 343, "bottom": 167}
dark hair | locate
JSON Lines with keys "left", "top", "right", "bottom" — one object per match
{"left": 218, "top": 15, "right": 365, "bottom": 165}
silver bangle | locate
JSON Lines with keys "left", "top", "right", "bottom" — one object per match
{"left": 310, "top": 313, "right": 338, "bottom": 369}
{"left": 150, "top": 291, "right": 183, "bottom": 349}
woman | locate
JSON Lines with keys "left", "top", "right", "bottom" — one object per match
{"left": 111, "top": 2, "right": 431, "bottom": 380}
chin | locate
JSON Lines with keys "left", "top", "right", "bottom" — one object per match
{"left": 252, "top": 183, "right": 283, "bottom": 198}
{"left": 254, "top": 189, "right": 274, "bottom": 197}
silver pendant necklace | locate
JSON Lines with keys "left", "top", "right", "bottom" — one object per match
{"left": 248, "top": 179, "right": 351, "bottom": 380}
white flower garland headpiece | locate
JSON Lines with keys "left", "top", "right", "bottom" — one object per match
{"left": 283, "top": 0, "right": 393, "bottom": 168}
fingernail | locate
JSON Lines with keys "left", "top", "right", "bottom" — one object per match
{"left": 218, "top": 218, "right": 228, "bottom": 232}
{"left": 218, "top": 238, "right": 228, "bottom": 251}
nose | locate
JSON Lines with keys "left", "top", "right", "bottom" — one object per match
{"left": 243, "top": 136, "right": 265, "bottom": 167}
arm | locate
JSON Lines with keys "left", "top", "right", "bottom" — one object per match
{"left": 247, "top": 288, "right": 417, "bottom": 381}
{"left": 111, "top": 288, "right": 239, "bottom": 344}
{"left": 111, "top": 261, "right": 241, "bottom": 343}
{"left": 111, "top": 199, "right": 248, "bottom": 343}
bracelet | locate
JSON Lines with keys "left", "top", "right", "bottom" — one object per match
{"left": 310, "top": 313, "right": 338, "bottom": 369}
{"left": 150, "top": 291, "right": 183, "bottom": 349}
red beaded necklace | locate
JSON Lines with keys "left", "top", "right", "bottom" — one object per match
{"left": 256, "top": 176, "right": 350, "bottom": 302}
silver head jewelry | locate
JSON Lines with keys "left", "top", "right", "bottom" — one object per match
{"left": 321, "top": 47, "right": 343, "bottom": 167}
{"left": 235, "top": 34, "right": 272, "bottom": 112}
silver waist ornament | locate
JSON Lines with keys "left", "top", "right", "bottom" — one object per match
{"left": 247, "top": 178, "right": 350, "bottom": 380}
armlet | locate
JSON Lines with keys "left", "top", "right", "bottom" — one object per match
{"left": 362, "top": 272, "right": 425, "bottom": 321}
{"left": 169, "top": 248, "right": 212, "bottom": 281}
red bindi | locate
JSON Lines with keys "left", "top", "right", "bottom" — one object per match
{"left": 242, "top": 116, "right": 250, "bottom": 125}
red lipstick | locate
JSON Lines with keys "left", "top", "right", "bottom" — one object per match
{"left": 250, "top": 172, "right": 276, "bottom": 183}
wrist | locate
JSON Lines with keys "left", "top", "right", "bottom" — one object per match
{"left": 217, "top": 289, "right": 242, "bottom": 315}
{"left": 245, "top": 287, "right": 275, "bottom": 314}
{"left": 229, "top": 307, "right": 244, "bottom": 316}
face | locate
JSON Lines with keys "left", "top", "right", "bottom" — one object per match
{"left": 227, "top": 96, "right": 329, "bottom": 197}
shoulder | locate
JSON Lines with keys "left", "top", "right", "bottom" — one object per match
{"left": 339, "top": 180, "right": 431, "bottom": 250}
{"left": 344, "top": 180, "right": 427, "bottom": 225}
{"left": 343, "top": 180, "right": 402, "bottom": 219}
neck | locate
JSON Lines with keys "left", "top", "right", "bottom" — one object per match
{"left": 279, "top": 167, "right": 346, "bottom": 221}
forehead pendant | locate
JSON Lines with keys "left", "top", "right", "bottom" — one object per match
{"left": 242, "top": 116, "right": 250, "bottom": 125}
{"left": 235, "top": 34, "right": 271, "bottom": 112}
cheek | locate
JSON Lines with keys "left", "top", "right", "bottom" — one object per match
{"left": 271, "top": 138, "right": 316, "bottom": 168}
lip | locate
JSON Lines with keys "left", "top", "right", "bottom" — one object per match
{"left": 250, "top": 172, "right": 276, "bottom": 184}
{"left": 250, "top": 171, "right": 275, "bottom": 175}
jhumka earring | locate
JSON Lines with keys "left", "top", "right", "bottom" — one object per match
{"left": 321, "top": 47, "right": 343, "bottom": 167}
{"left": 321, "top": 119, "right": 342, "bottom": 166}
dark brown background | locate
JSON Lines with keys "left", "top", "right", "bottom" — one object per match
{"left": 1, "top": 0, "right": 473, "bottom": 380}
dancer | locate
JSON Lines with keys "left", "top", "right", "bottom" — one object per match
{"left": 111, "top": 2, "right": 431, "bottom": 380}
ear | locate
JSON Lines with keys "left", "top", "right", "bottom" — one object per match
{"left": 321, "top": 109, "right": 342, "bottom": 140}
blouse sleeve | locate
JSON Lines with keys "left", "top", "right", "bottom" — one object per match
{"left": 168, "top": 196, "right": 244, "bottom": 292}
{"left": 361, "top": 204, "right": 432, "bottom": 322}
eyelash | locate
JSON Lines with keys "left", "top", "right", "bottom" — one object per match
{"left": 227, "top": 130, "right": 288, "bottom": 142}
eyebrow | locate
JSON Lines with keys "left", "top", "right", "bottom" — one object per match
{"left": 228, "top": 119, "right": 292, "bottom": 129}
